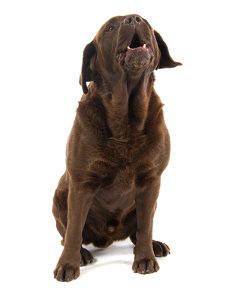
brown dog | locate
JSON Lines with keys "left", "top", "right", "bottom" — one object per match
{"left": 52, "top": 14, "right": 181, "bottom": 282}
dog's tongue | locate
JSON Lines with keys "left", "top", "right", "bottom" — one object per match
{"left": 125, "top": 46, "right": 150, "bottom": 69}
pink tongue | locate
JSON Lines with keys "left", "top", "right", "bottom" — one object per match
{"left": 125, "top": 47, "right": 150, "bottom": 68}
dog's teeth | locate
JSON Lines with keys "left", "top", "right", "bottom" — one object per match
{"left": 127, "top": 46, "right": 131, "bottom": 50}
{"left": 143, "top": 44, "right": 146, "bottom": 48}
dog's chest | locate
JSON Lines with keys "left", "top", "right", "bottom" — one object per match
{"left": 90, "top": 135, "right": 153, "bottom": 193}
{"left": 96, "top": 163, "right": 135, "bottom": 210}
{"left": 105, "top": 134, "right": 147, "bottom": 165}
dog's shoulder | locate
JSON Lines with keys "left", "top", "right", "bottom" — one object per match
{"left": 77, "top": 94, "right": 105, "bottom": 121}
{"left": 76, "top": 94, "right": 110, "bottom": 139}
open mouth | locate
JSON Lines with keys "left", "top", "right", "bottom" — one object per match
{"left": 116, "top": 32, "right": 151, "bottom": 69}
{"left": 128, "top": 33, "right": 148, "bottom": 50}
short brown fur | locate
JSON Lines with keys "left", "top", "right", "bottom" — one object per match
{"left": 52, "top": 14, "right": 181, "bottom": 281}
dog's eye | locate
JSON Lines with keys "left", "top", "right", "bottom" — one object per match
{"left": 107, "top": 25, "right": 114, "bottom": 32}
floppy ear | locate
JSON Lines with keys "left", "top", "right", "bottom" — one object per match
{"left": 79, "top": 41, "right": 96, "bottom": 94}
{"left": 154, "top": 31, "right": 182, "bottom": 69}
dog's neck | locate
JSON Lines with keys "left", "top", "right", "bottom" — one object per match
{"left": 94, "top": 71, "right": 155, "bottom": 139}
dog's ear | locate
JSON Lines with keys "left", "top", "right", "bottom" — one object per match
{"left": 79, "top": 41, "right": 96, "bottom": 94}
{"left": 154, "top": 31, "right": 182, "bottom": 69}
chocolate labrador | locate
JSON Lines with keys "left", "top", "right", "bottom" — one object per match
{"left": 52, "top": 14, "right": 181, "bottom": 282}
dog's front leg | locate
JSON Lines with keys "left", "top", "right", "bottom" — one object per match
{"left": 54, "top": 178, "right": 93, "bottom": 282}
{"left": 132, "top": 177, "right": 161, "bottom": 274}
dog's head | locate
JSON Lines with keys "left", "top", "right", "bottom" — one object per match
{"left": 80, "top": 15, "right": 181, "bottom": 93}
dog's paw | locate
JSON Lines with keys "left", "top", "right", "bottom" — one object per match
{"left": 152, "top": 240, "right": 170, "bottom": 257}
{"left": 54, "top": 263, "right": 80, "bottom": 282}
{"left": 132, "top": 257, "right": 160, "bottom": 274}
{"left": 80, "top": 247, "right": 94, "bottom": 266}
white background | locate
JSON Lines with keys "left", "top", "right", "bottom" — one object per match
{"left": 0, "top": 0, "right": 230, "bottom": 299}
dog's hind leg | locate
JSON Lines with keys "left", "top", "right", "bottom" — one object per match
{"left": 52, "top": 174, "right": 68, "bottom": 243}
{"left": 123, "top": 209, "right": 170, "bottom": 257}
{"left": 130, "top": 233, "right": 170, "bottom": 257}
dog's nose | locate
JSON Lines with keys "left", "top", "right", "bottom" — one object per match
{"left": 124, "top": 15, "right": 142, "bottom": 25}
